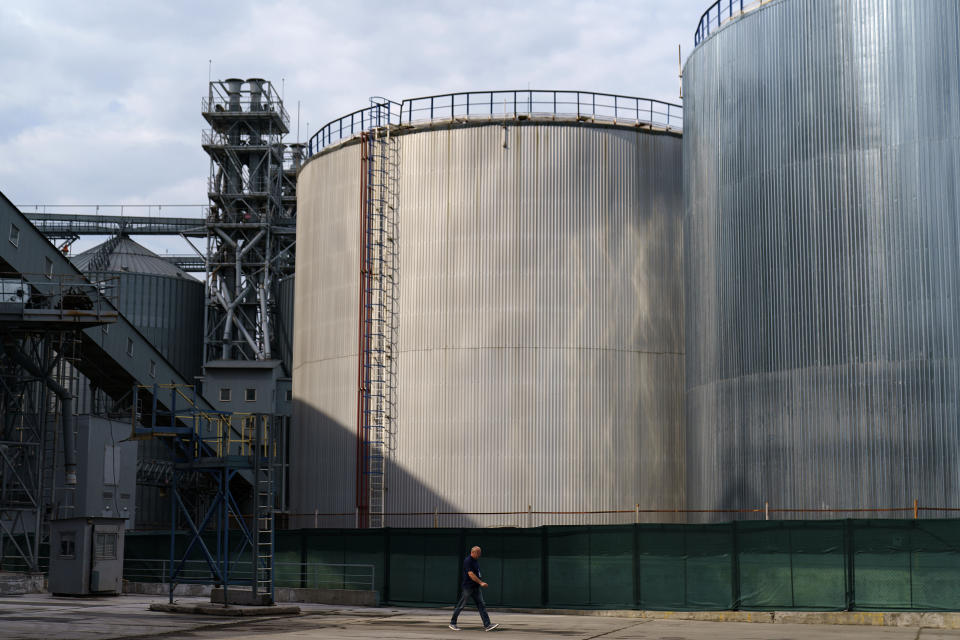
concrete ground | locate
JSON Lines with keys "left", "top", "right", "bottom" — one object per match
{"left": 2, "top": 595, "right": 960, "bottom": 639}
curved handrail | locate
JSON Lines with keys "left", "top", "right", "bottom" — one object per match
{"left": 306, "top": 100, "right": 401, "bottom": 157}
{"left": 400, "top": 90, "right": 681, "bottom": 129}
{"left": 694, "top": 0, "right": 774, "bottom": 46}
{"left": 306, "top": 90, "right": 682, "bottom": 158}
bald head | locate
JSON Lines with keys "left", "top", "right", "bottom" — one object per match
{"left": 470, "top": 546, "right": 482, "bottom": 559}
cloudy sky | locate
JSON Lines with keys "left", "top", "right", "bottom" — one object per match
{"left": 0, "top": 0, "right": 707, "bottom": 254}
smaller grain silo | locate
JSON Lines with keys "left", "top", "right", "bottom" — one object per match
{"left": 73, "top": 235, "right": 204, "bottom": 381}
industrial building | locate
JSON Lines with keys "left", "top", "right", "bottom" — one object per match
{"left": 683, "top": 0, "right": 960, "bottom": 517}
{"left": 1, "top": 0, "right": 959, "bottom": 612}
{"left": 292, "top": 92, "right": 684, "bottom": 528}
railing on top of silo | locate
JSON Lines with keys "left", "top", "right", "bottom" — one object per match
{"left": 400, "top": 90, "right": 682, "bottom": 130}
{"left": 307, "top": 98, "right": 401, "bottom": 156}
{"left": 694, "top": 0, "right": 777, "bottom": 46}
{"left": 306, "top": 90, "right": 682, "bottom": 158}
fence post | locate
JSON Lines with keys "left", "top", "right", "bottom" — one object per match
{"left": 540, "top": 525, "right": 549, "bottom": 607}
{"left": 913, "top": 499, "right": 918, "bottom": 519}
{"left": 635, "top": 504, "right": 639, "bottom": 524}
{"left": 844, "top": 519, "right": 855, "bottom": 611}
{"left": 731, "top": 520, "right": 741, "bottom": 610}
{"left": 382, "top": 527, "right": 391, "bottom": 604}
{"left": 764, "top": 501, "right": 769, "bottom": 520}
{"left": 632, "top": 520, "right": 640, "bottom": 607}
{"left": 300, "top": 532, "right": 308, "bottom": 589}
{"left": 434, "top": 507, "right": 439, "bottom": 529}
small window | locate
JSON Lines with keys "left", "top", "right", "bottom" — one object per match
{"left": 8, "top": 224, "right": 19, "bottom": 247}
{"left": 245, "top": 388, "right": 257, "bottom": 402}
{"left": 95, "top": 532, "right": 117, "bottom": 560}
{"left": 219, "top": 387, "right": 231, "bottom": 402}
{"left": 59, "top": 531, "right": 76, "bottom": 558}
{"left": 149, "top": 360, "right": 157, "bottom": 378}
{"left": 286, "top": 389, "right": 292, "bottom": 402}
{"left": 44, "top": 257, "right": 54, "bottom": 279}
{"left": 126, "top": 337, "right": 134, "bottom": 357}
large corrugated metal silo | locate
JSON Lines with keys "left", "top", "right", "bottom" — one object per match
{"left": 683, "top": 0, "right": 960, "bottom": 516}
{"left": 292, "top": 91, "right": 684, "bottom": 527}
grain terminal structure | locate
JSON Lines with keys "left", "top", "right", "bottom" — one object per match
{"left": 683, "top": 0, "right": 960, "bottom": 516}
{"left": 292, "top": 91, "right": 684, "bottom": 527}
{"left": 72, "top": 236, "right": 205, "bottom": 528}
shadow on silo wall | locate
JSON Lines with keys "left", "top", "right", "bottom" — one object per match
{"left": 288, "top": 400, "right": 463, "bottom": 528}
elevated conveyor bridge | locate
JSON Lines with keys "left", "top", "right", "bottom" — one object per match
{"left": 23, "top": 210, "right": 206, "bottom": 238}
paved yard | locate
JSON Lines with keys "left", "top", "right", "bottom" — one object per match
{"left": 1, "top": 595, "right": 960, "bottom": 639}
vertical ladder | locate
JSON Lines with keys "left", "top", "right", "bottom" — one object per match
{"left": 252, "top": 416, "right": 275, "bottom": 601}
{"left": 358, "top": 103, "right": 399, "bottom": 529}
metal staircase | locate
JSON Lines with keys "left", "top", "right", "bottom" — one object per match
{"left": 132, "top": 385, "right": 280, "bottom": 604}
{"left": 356, "top": 102, "right": 399, "bottom": 529}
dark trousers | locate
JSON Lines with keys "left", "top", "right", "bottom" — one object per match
{"left": 451, "top": 583, "right": 491, "bottom": 627}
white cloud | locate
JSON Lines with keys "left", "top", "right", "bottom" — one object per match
{"left": 0, "top": 0, "right": 707, "bottom": 211}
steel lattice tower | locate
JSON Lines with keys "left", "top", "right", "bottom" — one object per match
{"left": 201, "top": 78, "right": 296, "bottom": 364}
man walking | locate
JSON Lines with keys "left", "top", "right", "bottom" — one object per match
{"left": 449, "top": 546, "right": 498, "bottom": 631}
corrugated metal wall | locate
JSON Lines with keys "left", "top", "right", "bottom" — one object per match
{"left": 683, "top": 0, "right": 960, "bottom": 517}
{"left": 291, "top": 143, "right": 362, "bottom": 527}
{"left": 84, "top": 271, "right": 204, "bottom": 382}
{"left": 293, "top": 122, "right": 684, "bottom": 527}
{"left": 278, "top": 274, "right": 296, "bottom": 376}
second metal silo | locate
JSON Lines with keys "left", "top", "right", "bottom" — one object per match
{"left": 73, "top": 235, "right": 204, "bottom": 381}
{"left": 292, "top": 91, "right": 684, "bottom": 527}
{"left": 683, "top": 0, "right": 960, "bottom": 517}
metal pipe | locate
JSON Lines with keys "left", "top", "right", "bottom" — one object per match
{"left": 7, "top": 346, "right": 77, "bottom": 485}
{"left": 211, "top": 287, "right": 260, "bottom": 356}
{"left": 355, "top": 132, "right": 370, "bottom": 528}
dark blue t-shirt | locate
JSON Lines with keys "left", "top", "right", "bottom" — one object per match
{"left": 461, "top": 555, "right": 480, "bottom": 588}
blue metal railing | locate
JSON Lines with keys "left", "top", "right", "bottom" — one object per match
{"left": 307, "top": 90, "right": 682, "bottom": 157}
{"left": 695, "top": 0, "right": 770, "bottom": 46}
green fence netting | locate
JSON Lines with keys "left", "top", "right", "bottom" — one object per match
{"left": 637, "top": 524, "right": 733, "bottom": 610}
{"left": 121, "top": 519, "right": 960, "bottom": 611}
{"left": 853, "top": 520, "right": 960, "bottom": 610}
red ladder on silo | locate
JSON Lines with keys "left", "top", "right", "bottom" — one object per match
{"left": 356, "top": 104, "right": 399, "bottom": 529}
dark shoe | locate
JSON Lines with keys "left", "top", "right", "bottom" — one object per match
{"left": 484, "top": 623, "right": 499, "bottom": 631}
